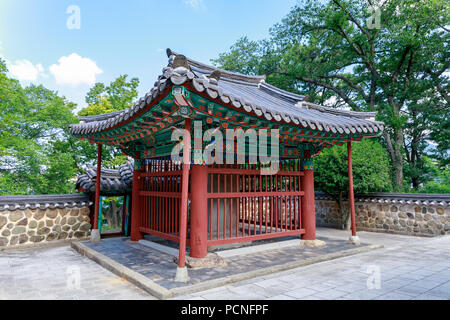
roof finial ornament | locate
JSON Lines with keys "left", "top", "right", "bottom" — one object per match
{"left": 172, "top": 54, "right": 190, "bottom": 70}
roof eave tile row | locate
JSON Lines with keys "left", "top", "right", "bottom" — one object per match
{"left": 315, "top": 192, "right": 450, "bottom": 207}
{"left": 69, "top": 49, "right": 384, "bottom": 137}
{"left": 76, "top": 160, "right": 134, "bottom": 193}
{"left": 0, "top": 194, "right": 92, "bottom": 212}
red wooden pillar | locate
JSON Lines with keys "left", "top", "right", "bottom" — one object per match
{"left": 189, "top": 164, "right": 208, "bottom": 258}
{"left": 347, "top": 141, "right": 357, "bottom": 236}
{"left": 301, "top": 159, "right": 316, "bottom": 240}
{"left": 130, "top": 159, "right": 143, "bottom": 241}
{"left": 178, "top": 118, "right": 191, "bottom": 268}
{"left": 93, "top": 144, "right": 102, "bottom": 230}
{"left": 121, "top": 194, "right": 127, "bottom": 235}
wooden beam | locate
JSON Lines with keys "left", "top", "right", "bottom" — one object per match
{"left": 348, "top": 141, "right": 357, "bottom": 236}
{"left": 178, "top": 118, "right": 191, "bottom": 268}
{"left": 93, "top": 143, "right": 102, "bottom": 231}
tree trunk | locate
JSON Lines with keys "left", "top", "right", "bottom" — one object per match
{"left": 384, "top": 129, "right": 404, "bottom": 190}
{"left": 336, "top": 191, "right": 350, "bottom": 230}
{"left": 393, "top": 128, "right": 404, "bottom": 190}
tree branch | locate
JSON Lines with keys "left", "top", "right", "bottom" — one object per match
{"left": 332, "top": 0, "right": 369, "bottom": 37}
{"left": 318, "top": 74, "right": 368, "bottom": 101}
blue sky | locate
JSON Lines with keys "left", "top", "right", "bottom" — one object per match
{"left": 0, "top": 0, "right": 298, "bottom": 112}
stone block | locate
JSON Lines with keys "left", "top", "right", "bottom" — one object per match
{"left": 37, "top": 227, "right": 51, "bottom": 235}
{"left": 30, "top": 235, "right": 45, "bottom": 243}
{"left": 29, "top": 220, "right": 37, "bottom": 229}
{"left": 46, "top": 210, "right": 58, "bottom": 219}
{"left": 10, "top": 236, "right": 18, "bottom": 245}
{"left": 9, "top": 211, "right": 24, "bottom": 222}
{"left": 72, "top": 222, "right": 81, "bottom": 231}
{"left": 0, "top": 216, "right": 7, "bottom": 229}
{"left": 34, "top": 210, "right": 45, "bottom": 220}
{"left": 46, "top": 232, "right": 58, "bottom": 241}
{"left": 174, "top": 253, "right": 227, "bottom": 269}
{"left": 12, "top": 226, "right": 26, "bottom": 235}
{"left": 0, "top": 237, "right": 8, "bottom": 246}
{"left": 58, "top": 232, "right": 68, "bottom": 240}
{"left": 80, "top": 223, "right": 91, "bottom": 232}
{"left": 59, "top": 208, "right": 70, "bottom": 217}
{"left": 19, "top": 234, "right": 28, "bottom": 244}
{"left": 74, "top": 231, "right": 85, "bottom": 239}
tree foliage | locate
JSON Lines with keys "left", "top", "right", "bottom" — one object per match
{"left": 79, "top": 75, "right": 139, "bottom": 116}
{"left": 77, "top": 75, "right": 140, "bottom": 168}
{"left": 313, "top": 139, "right": 393, "bottom": 227}
{"left": 0, "top": 58, "right": 79, "bottom": 194}
{"left": 0, "top": 57, "right": 139, "bottom": 195}
{"left": 213, "top": 0, "right": 449, "bottom": 191}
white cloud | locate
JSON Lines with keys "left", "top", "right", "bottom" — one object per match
{"left": 49, "top": 53, "right": 102, "bottom": 86}
{"left": 184, "top": 0, "right": 204, "bottom": 10}
{"left": 8, "top": 60, "right": 44, "bottom": 82}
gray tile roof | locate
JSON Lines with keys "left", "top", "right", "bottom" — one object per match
{"left": 315, "top": 191, "right": 450, "bottom": 207}
{"left": 76, "top": 159, "right": 133, "bottom": 194}
{"left": 0, "top": 194, "right": 92, "bottom": 212}
{"left": 69, "top": 48, "right": 384, "bottom": 136}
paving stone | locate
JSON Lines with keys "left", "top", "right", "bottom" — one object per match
{"left": 284, "top": 287, "right": 318, "bottom": 299}
{"left": 266, "top": 294, "right": 296, "bottom": 300}
{"left": 1, "top": 229, "right": 449, "bottom": 300}
{"left": 374, "top": 291, "right": 415, "bottom": 300}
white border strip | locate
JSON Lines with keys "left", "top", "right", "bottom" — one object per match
{"left": 216, "top": 239, "right": 300, "bottom": 258}
{"left": 139, "top": 238, "right": 302, "bottom": 259}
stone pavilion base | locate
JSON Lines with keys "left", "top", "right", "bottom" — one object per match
{"left": 72, "top": 236, "right": 382, "bottom": 299}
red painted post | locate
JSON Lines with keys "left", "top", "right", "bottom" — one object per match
{"left": 347, "top": 141, "right": 357, "bottom": 236}
{"left": 178, "top": 118, "right": 191, "bottom": 268}
{"left": 93, "top": 144, "right": 102, "bottom": 230}
{"left": 130, "top": 159, "right": 144, "bottom": 241}
{"left": 121, "top": 194, "right": 127, "bottom": 235}
{"left": 189, "top": 164, "right": 208, "bottom": 258}
{"left": 301, "top": 160, "right": 316, "bottom": 240}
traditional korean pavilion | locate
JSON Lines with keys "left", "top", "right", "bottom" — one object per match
{"left": 69, "top": 49, "right": 384, "bottom": 280}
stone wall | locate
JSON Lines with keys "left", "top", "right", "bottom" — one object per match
{"left": 0, "top": 195, "right": 92, "bottom": 248}
{"left": 315, "top": 194, "right": 450, "bottom": 237}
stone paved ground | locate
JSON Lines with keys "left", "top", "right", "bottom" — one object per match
{"left": 0, "top": 244, "right": 152, "bottom": 300}
{"left": 175, "top": 231, "right": 450, "bottom": 300}
{"left": 82, "top": 235, "right": 366, "bottom": 290}
{"left": 0, "top": 228, "right": 449, "bottom": 300}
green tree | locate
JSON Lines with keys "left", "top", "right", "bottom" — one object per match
{"left": 418, "top": 157, "right": 450, "bottom": 194}
{"left": 0, "top": 58, "right": 79, "bottom": 195}
{"left": 314, "top": 139, "right": 393, "bottom": 229}
{"left": 77, "top": 75, "right": 140, "bottom": 168}
{"left": 213, "top": 0, "right": 449, "bottom": 191}
{"left": 0, "top": 58, "right": 140, "bottom": 195}
{"left": 79, "top": 75, "right": 139, "bottom": 116}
